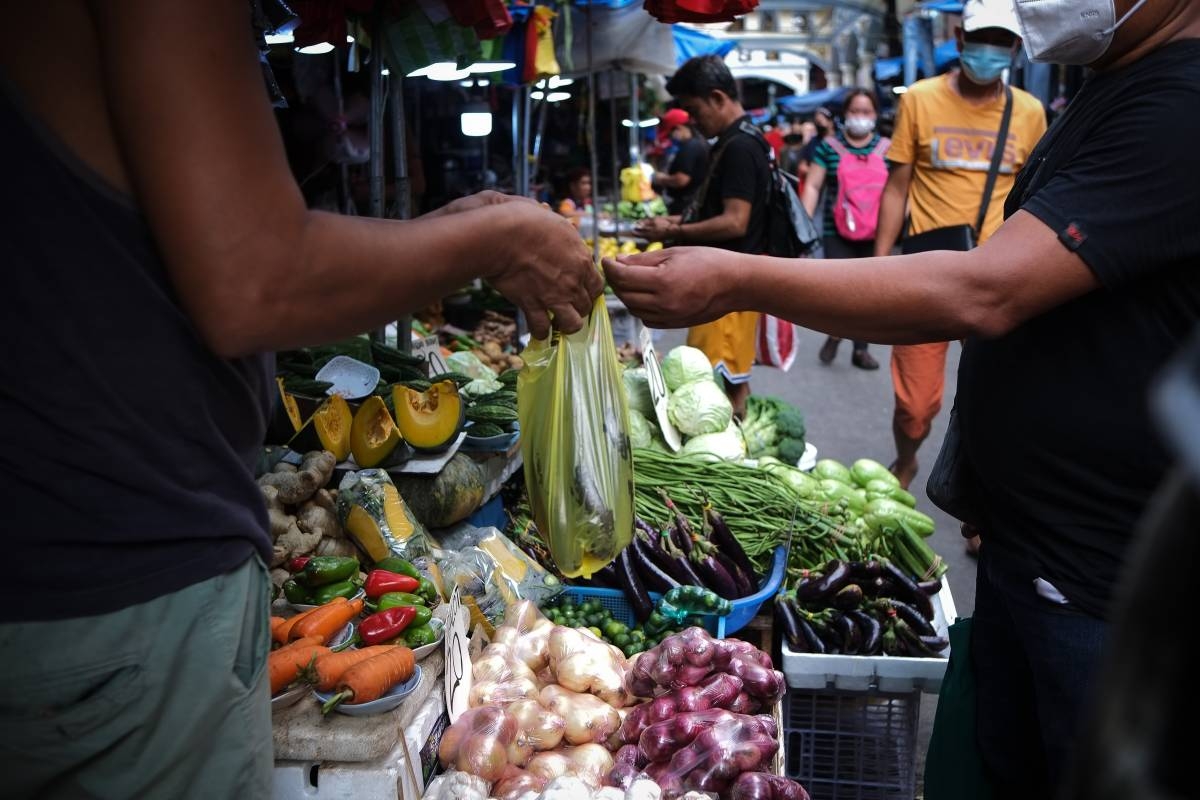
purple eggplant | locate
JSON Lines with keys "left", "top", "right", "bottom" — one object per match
{"left": 615, "top": 545, "right": 654, "bottom": 623}
{"left": 690, "top": 542, "right": 739, "bottom": 600}
{"left": 704, "top": 504, "right": 758, "bottom": 584}
{"left": 630, "top": 536, "right": 681, "bottom": 593}
{"left": 775, "top": 595, "right": 804, "bottom": 651}
{"left": 832, "top": 582, "right": 864, "bottom": 610}
{"left": 660, "top": 533, "right": 707, "bottom": 587}
{"left": 660, "top": 490, "right": 695, "bottom": 555}
{"left": 848, "top": 610, "right": 881, "bottom": 655}
{"left": 884, "top": 597, "right": 937, "bottom": 637}
{"left": 715, "top": 550, "right": 754, "bottom": 598}
{"left": 917, "top": 577, "right": 943, "bottom": 596}
{"left": 882, "top": 559, "right": 935, "bottom": 620}
{"left": 833, "top": 611, "right": 861, "bottom": 654}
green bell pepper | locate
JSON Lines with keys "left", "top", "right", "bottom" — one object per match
{"left": 283, "top": 579, "right": 311, "bottom": 605}
{"left": 374, "top": 556, "right": 421, "bottom": 580}
{"left": 376, "top": 591, "right": 427, "bottom": 610}
{"left": 401, "top": 623, "right": 439, "bottom": 648}
{"left": 415, "top": 577, "right": 439, "bottom": 604}
{"left": 308, "top": 579, "right": 360, "bottom": 605}
{"left": 296, "top": 556, "right": 359, "bottom": 588}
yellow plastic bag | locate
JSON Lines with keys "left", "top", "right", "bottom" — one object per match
{"left": 517, "top": 297, "right": 633, "bottom": 578}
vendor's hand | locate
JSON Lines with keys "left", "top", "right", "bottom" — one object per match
{"left": 635, "top": 216, "right": 674, "bottom": 242}
{"left": 489, "top": 203, "right": 603, "bottom": 339}
{"left": 424, "top": 190, "right": 535, "bottom": 220}
{"left": 604, "top": 247, "right": 735, "bottom": 328}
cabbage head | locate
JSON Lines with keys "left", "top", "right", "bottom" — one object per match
{"left": 660, "top": 346, "right": 714, "bottom": 391}
{"left": 679, "top": 425, "right": 746, "bottom": 462}
{"left": 668, "top": 380, "right": 733, "bottom": 436}
{"left": 622, "top": 366, "right": 655, "bottom": 419}
{"left": 627, "top": 411, "right": 655, "bottom": 449}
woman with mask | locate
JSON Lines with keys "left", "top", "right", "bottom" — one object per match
{"left": 801, "top": 89, "right": 889, "bottom": 370}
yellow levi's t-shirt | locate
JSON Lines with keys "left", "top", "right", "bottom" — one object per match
{"left": 887, "top": 74, "right": 1047, "bottom": 244}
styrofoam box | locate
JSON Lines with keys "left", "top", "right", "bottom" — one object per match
{"left": 781, "top": 579, "right": 958, "bottom": 694}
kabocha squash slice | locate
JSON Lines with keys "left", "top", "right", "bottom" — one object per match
{"left": 350, "top": 396, "right": 402, "bottom": 468}
{"left": 289, "top": 394, "right": 353, "bottom": 461}
{"left": 392, "top": 380, "right": 464, "bottom": 452}
{"left": 265, "top": 377, "right": 307, "bottom": 445}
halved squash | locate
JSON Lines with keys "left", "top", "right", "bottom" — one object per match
{"left": 289, "top": 394, "right": 352, "bottom": 461}
{"left": 392, "top": 380, "right": 464, "bottom": 452}
{"left": 350, "top": 395, "right": 402, "bottom": 468}
{"left": 265, "top": 378, "right": 306, "bottom": 445}
{"left": 340, "top": 480, "right": 422, "bottom": 562}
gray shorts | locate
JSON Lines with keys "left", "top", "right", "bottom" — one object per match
{"left": 0, "top": 556, "right": 272, "bottom": 799}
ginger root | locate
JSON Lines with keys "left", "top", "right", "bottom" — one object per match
{"left": 276, "top": 519, "right": 322, "bottom": 563}
{"left": 269, "top": 567, "right": 291, "bottom": 590}
{"left": 257, "top": 450, "right": 336, "bottom": 505}
{"left": 314, "top": 537, "right": 358, "bottom": 559}
{"left": 296, "top": 497, "right": 342, "bottom": 541}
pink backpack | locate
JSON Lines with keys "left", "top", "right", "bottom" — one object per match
{"left": 827, "top": 136, "right": 890, "bottom": 241}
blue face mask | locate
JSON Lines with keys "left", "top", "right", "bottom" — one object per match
{"left": 960, "top": 42, "right": 1012, "bottom": 85}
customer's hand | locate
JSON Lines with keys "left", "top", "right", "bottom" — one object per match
{"left": 488, "top": 203, "right": 603, "bottom": 339}
{"left": 604, "top": 246, "right": 733, "bottom": 328}
{"left": 634, "top": 216, "right": 675, "bottom": 242}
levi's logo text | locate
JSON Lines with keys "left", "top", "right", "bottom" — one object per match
{"left": 930, "top": 126, "right": 1018, "bottom": 173}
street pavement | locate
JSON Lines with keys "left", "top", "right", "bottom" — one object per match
{"left": 654, "top": 323, "right": 973, "bottom": 798}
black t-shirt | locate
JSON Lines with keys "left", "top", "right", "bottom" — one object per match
{"left": 666, "top": 136, "right": 709, "bottom": 216}
{"left": 956, "top": 39, "right": 1200, "bottom": 620}
{"left": 0, "top": 80, "right": 273, "bottom": 621}
{"left": 692, "top": 117, "right": 770, "bottom": 255}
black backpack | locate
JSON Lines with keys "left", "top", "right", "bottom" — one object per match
{"left": 738, "top": 121, "right": 821, "bottom": 258}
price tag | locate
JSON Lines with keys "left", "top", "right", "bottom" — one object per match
{"left": 411, "top": 335, "right": 449, "bottom": 377}
{"left": 640, "top": 327, "right": 682, "bottom": 451}
{"left": 443, "top": 585, "right": 472, "bottom": 724}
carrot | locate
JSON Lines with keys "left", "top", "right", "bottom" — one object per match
{"left": 273, "top": 603, "right": 331, "bottom": 644}
{"left": 321, "top": 647, "right": 415, "bottom": 714}
{"left": 302, "top": 645, "right": 397, "bottom": 692}
{"left": 269, "top": 643, "right": 332, "bottom": 695}
{"left": 291, "top": 597, "right": 363, "bottom": 644}
{"left": 273, "top": 635, "right": 323, "bottom": 654}
{"left": 270, "top": 616, "right": 288, "bottom": 640}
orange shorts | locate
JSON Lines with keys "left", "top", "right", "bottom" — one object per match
{"left": 891, "top": 341, "right": 950, "bottom": 441}
{"left": 687, "top": 312, "right": 760, "bottom": 385}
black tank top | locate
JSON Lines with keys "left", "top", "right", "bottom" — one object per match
{"left": 0, "top": 80, "right": 274, "bottom": 621}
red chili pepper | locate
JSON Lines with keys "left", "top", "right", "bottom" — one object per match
{"left": 363, "top": 569, "right": 419, "bottom": 599}
{"left": 288, "top": 556, "right": 311, "bottom": 572}
{"left": 359, "top": 606, "right": 418, "bottom": 646}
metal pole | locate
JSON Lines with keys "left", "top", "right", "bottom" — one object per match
{"left": 368, "top": 6, "right": 387, "bottom": 344}
{"left": 586, "top": 3, "right": 599, "bottom": 263}
{"left": 530, "top": 97, "right": 549, "bottom": 185}
{"left": 331, "top": 49, "right": 353, "bottom": 216}
{"left": 522, "top": 86, "right": 533, "bottom": 198}
{"left": 511, "top": 88, "right": 520, "bottom": 195}
{"left": 389, "top": 72, "right": 413, "bottom": 353}
{"left": 609, "top": 71, "right": 622, "bottom": 250}
{"left": 629, "top": 71, "right": 640, "bottom": 167}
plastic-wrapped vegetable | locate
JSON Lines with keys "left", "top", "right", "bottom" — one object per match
{"left": 525, "top": 751, "right": 574, "bottom": 785}
{"left": 506, "top": 698, "right": 566, "bottom": 751}
{"left": 540, "top": 685, "right": 623, "bottom": 746}
{"left": 619, "top": 673, "right": 745, "bottom": 745}
{"left": 437, "top": 706, "right": 518, "bottom": 782}
{"left": 469, "top": 649, "right": 540, "bottom": 707}
{"left": 336, "top": 469, "right": 432, "bottom": 563}
{"left": 648, "top": 715, "right": 780, "bottom": 799}
{"left": 518, "top": 297, "right": 634, "bottom": 579}
{"left": 562, "top": 743, "right": 615, "bottom": 789}
{"left": 492, "top": 600, "right": 556, "bottom": 672}
{"left": 625, "top": 628, "right": 785, "bottom": 705}
{"left": 492, "top": 765, "right": 547, "bottom": 800}
{"left": 729, "top": 772, "right": 811, "bottom": 800}
{"left": 421, "top": 769, "right": 491, "bottom": 800}
{"left": 547, "top": 626, "right": 631, "bottom": 708}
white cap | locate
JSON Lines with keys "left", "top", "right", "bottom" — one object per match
{"left": 961, "top": 0, "right": 1021, "bottom": 38}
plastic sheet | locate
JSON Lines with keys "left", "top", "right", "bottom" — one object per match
{"left": 436, "top": 706, "right": 520, "bottom": 782}
{"left": 518, "top": 296, "right": 634, "bottom": 578}
{"left": 638, "top": 713, "right": 780, "bottom": 799}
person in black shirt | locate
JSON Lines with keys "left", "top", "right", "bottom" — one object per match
{"left": 610, "top": 2, "right": 1200, "bottom": 795}
{"left": 651, "top": 109, "right": 709, "bottom": 217}
{"left": 636, "top": 55, "right": 771, "bottom": 417}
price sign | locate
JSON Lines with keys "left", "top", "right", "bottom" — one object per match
{"left": 411, "top": 335, "right": 449, "bottom": 378}
{"left": 443, "top": 585, "right": 472, "bottom": 723}
{"left": 640, "top": 327, "right": 682, "bottom": 451}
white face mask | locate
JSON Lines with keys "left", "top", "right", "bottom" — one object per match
{"left": 844, "top": 116, "right": 876, "bottom": 137}
{"left": 1014, "top": 0, "right": 1149, "bottom": 65}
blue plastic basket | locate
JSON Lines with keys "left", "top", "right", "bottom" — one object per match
{"left": 562, "top": 546, "right": 787, "bottom": 637}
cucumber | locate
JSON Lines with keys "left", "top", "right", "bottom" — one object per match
{"left": 497, "top": 370, "right": 520, "bottom": 388}
{"left": 467, "top": 423, "right": 507, "bottom": 438}
{"left": 850, "top": 458, "right": 899, "bottom": 489}
{"left": 280, "top": 376, "right": 334, "bottom": 397}
{"left": 465, "top": 404, "right": 520, "bottom": 424}
{"left": 813, "top": 459, "right": 853, "bottom": 485}
{"left": 864, "top": 498, "right": 936, "bottom": 537}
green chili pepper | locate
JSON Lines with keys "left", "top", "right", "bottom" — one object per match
{"left": 283, "top": 579, "right": 311, "bottom": 605}
{"left": 415, "top": 577, "right": 439, "bottom": 604}
{"left": 401, "top": 623, "right": 439, "bottom": 648}
{"left": 374, "top": 556, "right": 421, "bottom": 581}
{"left": 297, "top": 556, "right": 360, "bottom": 588}
{"left": 376, "top": 591, "right": 427, "bottom": 611}
{"left": 308, "top": 579, "right": 359, "bottom": 605}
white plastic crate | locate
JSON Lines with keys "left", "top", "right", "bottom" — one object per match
{"left": 781, "top": 579, "right": 957, "bottom": 693}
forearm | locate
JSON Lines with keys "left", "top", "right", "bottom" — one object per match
{"left": 801, "top": 182, "right": 820, "bottom": 219}
{"left": 194, "top": 205, "right": 518, "bottom": 357}
{"left": 730, "top": 250, "right": 988, "bottom": 344}
{"left": 676, "top": 212, "right": 746, "bottom": 244}
{"left": 654, "top": 172, "right": 688, "bottom": 190}
{"left": 873, "top": 175, "right": 908, "bottom": 258}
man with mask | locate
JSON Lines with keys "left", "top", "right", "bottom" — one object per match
{"left": 876, "top": 0, "right": 1046, "bottom": 514}
{"left": 606, "top": 0, "right": 1200, "bottom": 795}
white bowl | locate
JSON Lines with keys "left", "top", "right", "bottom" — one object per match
{"left": 313, "top": 665, "right": 422, "bottom": 716}
{"left": 271, "top": 684, "right": 308, "bottom": 712}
